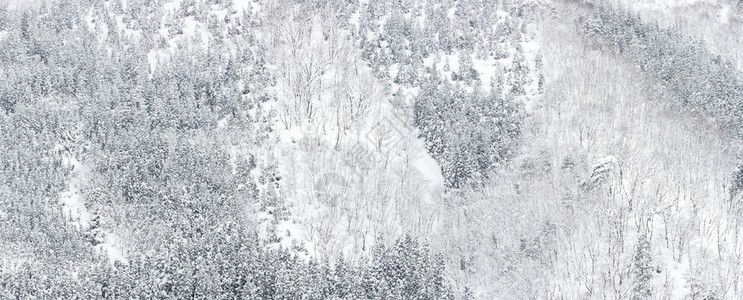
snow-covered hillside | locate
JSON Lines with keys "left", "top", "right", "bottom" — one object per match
{"left": 3, "top": 0, "right": 743, "bottom": 298}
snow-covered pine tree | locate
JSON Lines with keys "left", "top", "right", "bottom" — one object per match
{"left": 632, "top": 233, "right": 653, "bottom": 300}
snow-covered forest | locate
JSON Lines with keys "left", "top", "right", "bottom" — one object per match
{"left": 2, "top": 0, "right": 743, "bottom": 298}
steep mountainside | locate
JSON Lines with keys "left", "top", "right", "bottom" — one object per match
{"left": 2, "top": 0, "right": 743, "bottom": 298}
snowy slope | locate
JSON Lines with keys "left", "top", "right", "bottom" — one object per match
{"left": 261, "top": 8, "right": 447, "bottom": 260}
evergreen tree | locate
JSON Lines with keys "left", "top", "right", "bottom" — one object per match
{"left": 633, "top": 233, "right": 653, "bottom": 300}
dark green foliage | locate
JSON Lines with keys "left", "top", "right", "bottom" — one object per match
{"left": 415, "top": 78, "right": 522, "bottom": 188}
{"left": 632, "top": 233, "right": 653, "bottom": 300}
{"left": 510, "top": 48, "right": 529, "bottom": 96}
{"left": 581, "top": 4, "right": 743, "bottom": 137}
{"left": 0, "top": 235, "right": 452, "bottom": 299}
{"left": 0, "top": 104, "right": 94, "bottom": 271}
{"left": 0, "top": 2, "right": 453, "bottom": 299}
{"left": 349, "top": 0, "right": 528, "bottom": 188}
{"left": 356, "top": 0, "right": 526, "bottom": 81}
{"left": 729, "top": 165, "right": 743, "bottom": 214}
{"left": 365, "top": 235, "right": 453, "bottom": 299}
{"left": 519, "top": 220, "right": 557, "bottom": 265}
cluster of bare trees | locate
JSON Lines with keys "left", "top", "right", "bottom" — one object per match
{"left": 259, "top": 1, "right": 439, "bottom": 263}
{"left": 264, "top": 1, "right": 380, "bottom": 150}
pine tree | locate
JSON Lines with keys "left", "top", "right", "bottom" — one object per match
{"left": 510, "top": 47, "right": 528, "bottom": 96}
{"left": 538, "top": 73, "right": 545, "bottom": 94}
{"left": 633, "top": 233, "right": 653, "bottom": 300}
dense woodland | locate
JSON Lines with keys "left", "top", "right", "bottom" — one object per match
{"left": 0, "top": 0, "right": 485, "bottom": 297}
{"left": 581, "top": 3, "right": 743, "bottom": 137}
{"left": 3, "top": 0, "right": 743, "bottom": 298}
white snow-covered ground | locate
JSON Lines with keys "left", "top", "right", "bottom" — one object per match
{"left": 58, "top": 149, "right": 127, "bottom": 264}
{"left": 528, "top": 8, "right": 743, "bottom": 298}
{"left": 8, "top": 0, "right": 741, "bottom": 297}
{"left": 258, "top": 6, "right": 452, "bottom": 261}
{"left": 58, "top": 154, "right": 91, "bottom": 230}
